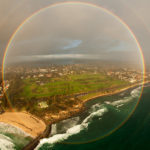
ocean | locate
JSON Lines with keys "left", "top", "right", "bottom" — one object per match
{"left": 0, "top": 123, "right": 32, "bottom": 150}
{"left": 1, "top": 85, "right": 150, "bottom": 150}
{"left": 35, "top": 85, "right": 150, "bottom": 150}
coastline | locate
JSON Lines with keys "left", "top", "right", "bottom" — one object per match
{"left": 0, "top": 112, "right": 46, "bottom": 137}
{"left": 23, "top": 81, "right": 149, "bottom": 150}
{"left": 0, "top": 81, "right": 149, "bottom": 150}
{"left": 0, "top": 81, "right": 146, "bottom": 150}
{"left": 82, "top": 82, "right": 145, "bottom": 103}
{"left": 40, "top": 81, "right": 148, "bottom": 127}
{"left": 0, "top": 81, "right": 148, "bottom": 136}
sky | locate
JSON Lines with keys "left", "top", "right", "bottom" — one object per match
{"left": 0, "top": 0, "right": 149, "bottom": 68}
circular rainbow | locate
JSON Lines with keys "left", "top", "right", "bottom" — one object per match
{"left": 1, "top": 1, "right": 146, "bottom": 144}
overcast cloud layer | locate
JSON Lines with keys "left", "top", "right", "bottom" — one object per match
{"left": 0, "top": 0, "right": 149, "bottom": 68}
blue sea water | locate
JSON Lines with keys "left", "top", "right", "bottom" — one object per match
{"left": 36, "top": 85, "right": 150, "bottom": 150}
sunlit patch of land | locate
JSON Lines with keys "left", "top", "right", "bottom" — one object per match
{"left": 1, "top": 63, "right": 145, "bottom": 126}
{"left": 20, "top": 73, "right": 129, "bottom": 98}
{"left": 5, "top": 72, "right": 130, "bottom": 123}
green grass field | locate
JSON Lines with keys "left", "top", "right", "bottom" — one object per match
{"left": 18, "top": 73, "right": 129, "bottom": 99}
{"left": 6, "top": 73, "right": 131, "bottom": 119}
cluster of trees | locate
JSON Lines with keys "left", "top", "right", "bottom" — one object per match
{"left": 5, "top": 77, "right": 81, "bottom": 120}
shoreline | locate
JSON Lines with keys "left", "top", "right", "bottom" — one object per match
{"left": 0, "top": 81, "right": 148, "bottom": 150}
{"left": 0, "top": 81, "right": 149, "bottom": 136}
{"left": 45, "top": 81, "right": 150, "bottom": 126}
{"left": 23, "top": 81, "right": 150, "bottom": 150}
{"left": 82, "top": 82, "right": 144, "bottom": 103}
{"left": 39, "top": 81, "right": 149, "bottom": 127}
{"left": 0, "top": 111, "right": 46, "bottom": 138}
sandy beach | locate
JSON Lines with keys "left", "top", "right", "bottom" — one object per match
{"left": 0, "top": 81, "right": 148, "bottom": 139}
{"left": 0, "top": 112, "right": 46, "bottom": 137}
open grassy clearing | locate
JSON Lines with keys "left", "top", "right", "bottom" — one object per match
{"left": 18, "top": 73, "right": 129, "bottom": 99}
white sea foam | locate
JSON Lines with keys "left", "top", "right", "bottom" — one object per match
{"left": 105, "top": 87, "right": 142, "bottom": 107}
{"left": 130, "top": 87, "right": 142, "bottom": 97}
{"left": 0, "top": 134, "right": 15, "bottom": 150}
{"left": 51, "top": 117, "right": 80, "bottom": 136}
{"left": 36, "top": 87, "right": 141, "bottom": 150}
{"left": 110, "top": 98, "right": 131, "bottom": 106}
{"left": 0, "top": 123, "right": 32, "bottom": 150}
{"left": 51, "top": 124, "right": 57, "bottom": 136}
{"left": 89, "top": 103, "right": 102, "bottom": 112}
{"left": 104, "top": 101, "right": 111, "bottom": 104}
{"left": 0, "top": 122, "right": 31, "bottom": 137}
{"left": 35, "top": 106, "right": 108, "bottom": 150}
{"left": 83, "top": 106, "right": 108, "bottom": 124}
{"left": 116, "top": 104, "right": 124, "bottom": 108}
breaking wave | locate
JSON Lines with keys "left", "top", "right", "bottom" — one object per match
{"left": 105, "top": 86, "right": 142, "bottom": 108}
{"left": 51, "top": 117, "right": 80, "bottom": 136}
{"left": 0, "top": 122, "right": 31, "bottom": 137}
{"left": 0, "top": 123, "right": 32, "bottom": 150}
{"left": 0, "top": 134, "right": 15, "bottom": 150}
{"left": 36, "top": 86, "right": 141, "bottom": 150}
{"left": 35, "top": 105, "right": 108, "bottom": 150}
